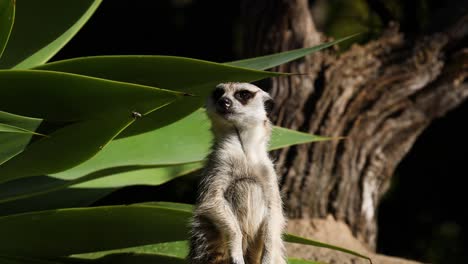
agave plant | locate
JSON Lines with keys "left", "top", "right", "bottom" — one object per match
{"left": 0, "top": 1, "right": 370, "bottom": 263}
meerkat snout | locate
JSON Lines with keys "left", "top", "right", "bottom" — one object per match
{"left": 217, "top": 97, "right": 233, "bottom": 114}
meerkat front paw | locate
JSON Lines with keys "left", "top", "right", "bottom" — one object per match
{"left": 231, "top": 247, "right": 245, "bottom": 264}
{"left": 231, "top": 255, "right": 245, "bottom": 264}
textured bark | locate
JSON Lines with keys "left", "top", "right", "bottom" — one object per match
{"left": 240, "top": 0, "right": 468, "bottom": 258}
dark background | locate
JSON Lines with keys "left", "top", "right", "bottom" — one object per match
{"left": 52, "top": 1, "right": 468, "bottom": 263}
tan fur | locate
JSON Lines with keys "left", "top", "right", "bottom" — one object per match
{"left": 188, "top": 83, "right": 286, "bottom": 264}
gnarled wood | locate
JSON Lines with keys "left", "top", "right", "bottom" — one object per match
{"left": 240, "top": 0, "right": 468, "bottom": 258}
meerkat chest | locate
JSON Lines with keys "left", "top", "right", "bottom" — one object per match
{"left": 224, "top": 159, "right": 273, "bottom": 236}
{"left": 227, "top": 152, "right": 274, "bottom": 182}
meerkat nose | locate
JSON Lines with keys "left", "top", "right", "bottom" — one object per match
{"left": 218, "top": 97, "right": 232, "bottom": 111}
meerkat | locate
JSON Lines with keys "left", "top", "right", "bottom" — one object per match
{"left": 188, "top": 82, "right": 286, "bottom": 264}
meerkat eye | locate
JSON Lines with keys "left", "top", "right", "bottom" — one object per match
{"left": 235, "top": 90, "right": 253, "bottom": 103}
{"left": 212, "top": 87, "right": 225, "bottom": 101}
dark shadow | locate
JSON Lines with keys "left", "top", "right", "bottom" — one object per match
{"left": 0, "top": 186, "right": 113, "bottom": 217}
{"left": 377, "top": 102, "right": 468, "bottom": 263}
{"left": 93, "top": 171, "right": 201, "bottom": 206}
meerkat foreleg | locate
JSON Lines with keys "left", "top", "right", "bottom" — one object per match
{"left": 261, "top": 207, "right": 286, "bottom": 264}
{"left": 199, "top": 198, "right": 245, "bottom": 264}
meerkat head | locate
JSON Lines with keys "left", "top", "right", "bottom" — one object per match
{"left": 206, "top": 82, "right": 274, "bottom": 136}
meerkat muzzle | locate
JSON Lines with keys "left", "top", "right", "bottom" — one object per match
{"left": 216, "top": 97, "right": 233, "bottom": 114}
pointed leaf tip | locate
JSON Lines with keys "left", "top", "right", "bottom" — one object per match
{"left": 225, "top": 33, "right": 360, "bottom": 70}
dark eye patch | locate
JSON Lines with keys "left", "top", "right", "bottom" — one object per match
{"left": 212, "top": 87, "right": 225, "bottom": 101}
{"left": 234, "top": 90, "right": 254, "bottom": 104}
{"left": 264, "top": 98, "right": 275, "bottom": 116}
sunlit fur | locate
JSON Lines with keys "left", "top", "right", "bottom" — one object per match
{"left": 188, "top": 83, "right": 286, "bottom": 264}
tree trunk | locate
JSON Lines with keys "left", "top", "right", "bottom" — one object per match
{"left": 240, "top": 0, "right": 468, "bottom": 262}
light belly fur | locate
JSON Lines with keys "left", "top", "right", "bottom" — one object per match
{"left": 226, "top": 179, "right": 267, "bottom": 241}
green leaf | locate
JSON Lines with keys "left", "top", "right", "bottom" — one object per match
{"left": 0, "top": 111, "right": 43, "bottom": 132}
{"left": 271, "top": 127, "right": 332, "bottom": 149}
{"left": 0, "top": 164, "right": 201, "bottom": 206}
{"left": 49, "top": 110, "right": 325, "bottom": 181}
{"left": 0, "top": 123, "right": 45, "bottom": 136}
{"left": 0, "top": 0, "right": 102, "bottom": 69}
{"left": 73, "top": 241, "right": 323, "bottom": 264}
{"left": 226, "top": 34, "right": 359, "bottom": 70}
{"left": 0, "top": 202, "right": 369, "bottom": 263}
{"left": 0, "top": 254, "right": 188, "bottom": 264}
{"left": 0, "top": 114, "right": 135, "bottom": 183}
{"left": 35, "top": 55, "right": 284, "bottom": 137}
{"left": 142, "top": 202, "right": 194, "bottom": 213}
{"left": 0, "top": 110, "right": 331, "bottom": 203}
{"left": 284, "top": 234, "right": 372, "bottom": 264}
{"left": 0, "top": 111, "right": 42, "bottom": 165}
{"left": 0, "top": 0, "right": 15, "bottom": 59}
{"left": 0, "top": 203, "right": 191, "bottom": 257}
{"left": 0, "top": 69, "right": 186, "bottom": 182}
{"left": 48, "top": 110, "right": 212, "bottom": 181}
{"left": 72, "top": 163, "right": 202, "bottom": 189}
{"left": 0, "top": 172, "right": 196, "bottom": 218}
{"left": 0, "top": 70, "right": 184, "bottom": 121}
{"left": 72, "top": 254, "right": 186, "bottom": 264}
{"left": 38, "top": 255, "right": 185, "bottom": 264}
{"left": 73, "top": 241, "right": 324, "bottom": 264}
{"left": 0, "top": 184, "right": 114, "bottom": 217}
{"left": 74, "top": 241, "right": 189, "bottom": 260}
{"left": 33, "top": 36, "right": 355, "bottom": 137}
{"left": 35, "top": 56, "right": 283, "bottom": 92}
{"left": 4, "top": 247, "right": 188, "bottom": 263}
{"left": 288, "top": 259, "right": 325, "bottom": 264}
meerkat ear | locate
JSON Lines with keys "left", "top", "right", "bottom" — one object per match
{"left": 264, "top": 98, "right": 275, "bottom": 116}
